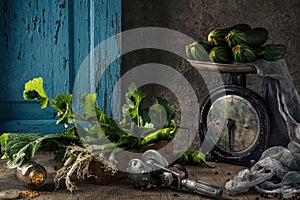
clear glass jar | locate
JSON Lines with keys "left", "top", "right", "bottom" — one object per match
{"left": 15, "top": 161, "right": 47, "bottom": 188}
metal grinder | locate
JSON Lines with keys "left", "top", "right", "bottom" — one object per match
{"left": 127, "top": 150, "right": 223, "bottom": 199}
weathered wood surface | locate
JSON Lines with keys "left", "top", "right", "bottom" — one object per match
{"left": 0, "top": 153, "right": 278, "bottom": 200}
{"left": 0, "top": 0, "right": 121, "bottom": 133}
{"left": 0, "top": 0, "right": 70, "bottom": 133}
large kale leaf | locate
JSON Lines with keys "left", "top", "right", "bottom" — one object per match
{"left": 0, "top": 128, "right": 79, "bottom": 169}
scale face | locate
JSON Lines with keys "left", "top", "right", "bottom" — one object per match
{"left": 200, "top": 85, "right": 270, "bottom": 167}
{"left": 207, "top": 95, "right": 260, "bottom": 153}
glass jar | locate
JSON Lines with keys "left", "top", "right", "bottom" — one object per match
{"left": 15, "top": 161, "right": 47, "bottom": 188}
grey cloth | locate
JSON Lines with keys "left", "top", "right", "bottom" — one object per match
{"left": 225, "top": 59, "right": 300, "bottom": 195}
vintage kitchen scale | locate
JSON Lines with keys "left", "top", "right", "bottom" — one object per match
{"left": 189, "top": 60, "right": 271, "bottom": 167}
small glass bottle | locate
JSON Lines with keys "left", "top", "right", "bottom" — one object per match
{"left": 15, "top": 161, "right": 47, "bottom": 188}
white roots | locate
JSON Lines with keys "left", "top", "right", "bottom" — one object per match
{"left": 97, "top": 148, "right": 119, "bottom": 175}
{"left": 54, "top": 145, "right": 118, "bottom": 192}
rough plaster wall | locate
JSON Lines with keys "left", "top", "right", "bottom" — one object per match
{"left": 121, "top": 0, "right": 300, "bottom": 146}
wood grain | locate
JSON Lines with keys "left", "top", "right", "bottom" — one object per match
{"left": 0, "top": 152, "right": 279, "bottom": 200}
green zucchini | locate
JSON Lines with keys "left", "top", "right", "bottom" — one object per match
{"left": 225, "top": 27, "right": 268, "bottom": 48}
{"left": 258, "top": 44, "right": 287, "bottom": 61}
{"left": 232, "top": 44, "right": 257, "bottom": 63}
{"left": 198, "top": 41, "right": 213, "bottom": 52}
{"left": 186, "top": 41, "right": 210, "bottom": 61}
{"left": 209, "top": 46, "right": 232, "bottom": 63}
{"left": 208, "top": 24, "right": 251, "bottom": 46}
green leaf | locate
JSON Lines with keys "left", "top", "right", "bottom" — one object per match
{"left": 23, "top": 78, "right": 74, "bottom": 127}
{"left": 148, "top": 103, "right": 167, "bottom": 129}
{"left": 121, "top": 83, "right": 147, "bottom": 126}
{"left": 89, "top": 125, "right": 106, "bottom": 140}
{"left": 80, "top": 93, "right": 99, "bottom": 121}
{"left": 78, "top": 93, "right": 133, "bottom": 148}
{"left": 0, "top": 133, "right": 9, "bottom": 159}
{"left": 1, "top": 128, "right": 79, "bottom": 169}
{"left": 80, "top": 93, "right": 112, "bottom": 124}
{"left": 154, "top": 97, "right": 176, "bottom": 127}
{"left": 139, "top": 108, "right": 151, "bottom": 127}
{"left": 50, "top": 94, "right": 74, "bottom": 126}
{"left": 23, "top": 77, "right": 49, "bottom": 108}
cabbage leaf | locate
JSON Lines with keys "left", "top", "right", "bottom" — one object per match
{"left": 0, "top": 128, "right": 79, "bottom": 169}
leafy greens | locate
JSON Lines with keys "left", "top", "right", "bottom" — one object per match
{"left": 1, "top": 78, "right": 178, "bottom": 169}
{"left": 0, "top": 128, "right": 79, "bottom": 169}
{"left": 1, "top": 77, "right": 212, "bottom": 170}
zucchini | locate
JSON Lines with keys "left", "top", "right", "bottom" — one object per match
{"left": 208, "top": 24, "right": 251, "bottom": 46}
{"left": 186, "top": 41, "right": 209, "bottom": 61}
{"left": 209, "top": 46, "right": 232, "bottom": 64}
{"left": 198, "top": 41, "right": 213, "bottom": 52}
{"left": 258, "top": 44, "right": 287, "bottom": 61}
{"left": 225, "top": 27, "right": 268, "bottom": 48}
{"left": 232, "top": 44, "right": 257, "bottom": 63}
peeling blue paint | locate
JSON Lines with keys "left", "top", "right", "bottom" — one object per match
{"left": 0, "top": 0, "right": 121, "bottom": 133}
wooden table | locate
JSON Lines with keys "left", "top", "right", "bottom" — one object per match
{"left": 0, "top": 152, "right": 277, "bottom": 200}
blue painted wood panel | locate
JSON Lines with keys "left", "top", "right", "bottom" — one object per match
{"left": 0, "top": 0, "right": 121, "bottom": 133}
{"left": 91, "top": 0, "right": 121, "bottom": 119}
{"left": 71, "top": 0, "right": 121, "bottom": 119}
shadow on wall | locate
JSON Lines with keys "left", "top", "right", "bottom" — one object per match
{"left": 121, "top": 0, "right": 300, "bottom": 100}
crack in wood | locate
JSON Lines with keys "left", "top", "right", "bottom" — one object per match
{"left": 42, "top": 9, "right": 45, "bottom": 24}
{"left": 54, "top": 20, "right": 61, "bottom": 44}
{"left": 22, "top": 18, "right": 26, "bottom": 24}
{"left": 17, "top": 45, "right": 21, "bottom": 60}
{"left": 59, "top": 0, "right": 66, "bottom": 9}
{"left": 2, "top": 0, "right": 7, "bottom": 12}
{"left": 63, "top": 57, "right": 68, "bottom": 69}
{"left": 35, "top": 0, "right": 39, "bottom": 10}
{"left": 17, "top": 51, "right": 21, "bottom": 60}
{"left": 4, "top": 32, "right": 8, "bottom": 48}
{"left": 33, "top": 16, "right": 38, "bottom": 30}
{"left": 106, "top": 4, "right": 109, "bottom": 18}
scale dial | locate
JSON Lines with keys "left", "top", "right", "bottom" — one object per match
{"left": 200, "top": 85, "right": 270, "bottom": 166}
{"left": 207, "top": 95, "right": 260, "bottom": 153}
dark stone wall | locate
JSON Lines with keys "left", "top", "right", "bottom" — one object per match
{"left": 122, "top": 0, "right": 299, "bottom": 92}
{"left": 121, "top": 0, "right": 300, "bottom": 147}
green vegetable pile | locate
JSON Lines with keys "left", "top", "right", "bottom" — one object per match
{"left": 186, "top": 23, "right": 287, "bottom": 63}
{"left": 0, "top": 78, "right": 178, "bottom": 167}
{"left": 0, "top": 77, "right": 213, "bottom": 191}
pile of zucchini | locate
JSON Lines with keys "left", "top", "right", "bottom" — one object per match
{"left": 186, "top": 23, "right": 287, "bottom": 63}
